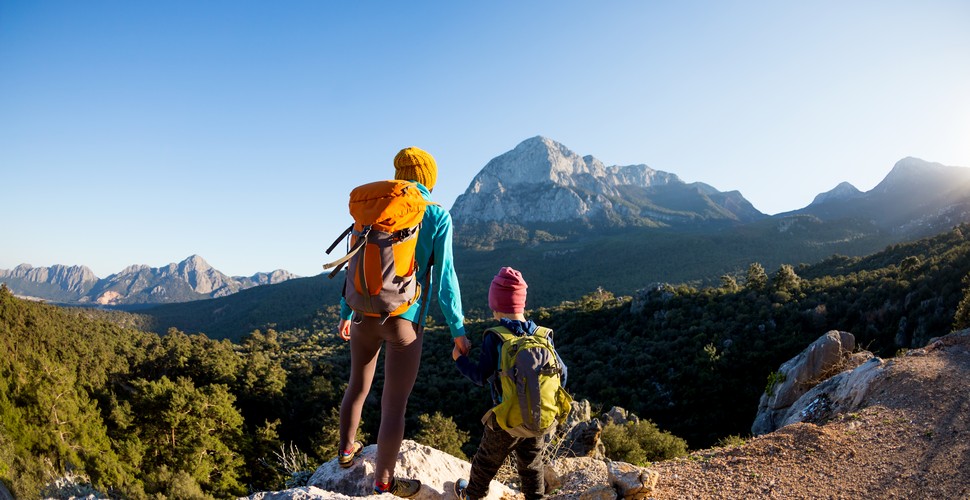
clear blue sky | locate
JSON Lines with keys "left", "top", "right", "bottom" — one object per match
{"left": 2, "top": 1, "right": 969, "bottom": 278}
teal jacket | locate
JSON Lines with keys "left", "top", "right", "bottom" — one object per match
{"left": 340, "top": 182, "right": 467, "bottom": 338}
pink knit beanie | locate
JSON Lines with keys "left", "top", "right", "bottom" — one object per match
{"left": 488, "top": 267, "right": 528, "bottom": 314}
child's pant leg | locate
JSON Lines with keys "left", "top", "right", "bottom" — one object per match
{"left": 513, "top": 435, "right": 545, "bottom": 500}
{"left": 467, "top": 420, "right": 516, "bottom": 498}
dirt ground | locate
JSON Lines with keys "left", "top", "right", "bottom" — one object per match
{"left": 643, "top": 332, "right": 970, "bottom": 499}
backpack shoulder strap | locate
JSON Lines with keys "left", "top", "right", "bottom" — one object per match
{"left": 484, "top": 326, "right": 514, "bottom": 342}
{"left": 532, "top": 326, "right": 553, "bottom": 341}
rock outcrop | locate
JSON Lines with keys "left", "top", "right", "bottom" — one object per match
{"left": 752, "top": 330, "right": 873, "bottom": 435}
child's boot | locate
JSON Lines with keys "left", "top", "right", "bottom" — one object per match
{"left": 454, "top": 478, "right": 476, "bottom": 500}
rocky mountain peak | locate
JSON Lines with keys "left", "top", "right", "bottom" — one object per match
{"left": 179, "top": 254, "right": 212, "bottom": 272}
{"left": 242, "top": 269, "right": 300, "bottom": 286}
{"left": 451, "top": 136, "right": 759, "bottom": 228}
{"left": 466, "top": 136, "right": 674, "bottom": 193}
{"left": 465, "top": 136, "right": 593, "bottom": 192}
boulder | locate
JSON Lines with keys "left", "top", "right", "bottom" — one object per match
{"left": 562, "top": 420, "right": 606, "bottom": 459}
{"left": 246, "top": 486, "right": 357, "bottom": 500}
{"left": 607, "top": 461, "right": 659, "bottom": 500}
{"left": 780, "top": 356, "right": 886, "bottom": 428}
{"left": 602, "top": 407, "right": 638, "bottom": 426}
{"left": 547, "top": 457, "right": 609, "bottom": 499}
{"left": 578, "top": 484, "right": 617, "bottom": 500}
{"left": 0, "top": 481, "right": 13, "bottom": 500}
{"left": 752, "top": 331, "right": 861, "bottom": 435}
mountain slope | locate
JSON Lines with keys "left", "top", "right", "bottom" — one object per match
{"left": 239, "top": 331, "right": 970, "bottom": 500}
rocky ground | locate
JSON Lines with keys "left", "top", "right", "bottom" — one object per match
{"left": 552, "top": 331, "right": 970, "bottom": 499}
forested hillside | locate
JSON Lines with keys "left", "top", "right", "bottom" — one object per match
{"left": 3, "top": 224, "right": 970, "bottom": 498}
{"left": 0, "top": 287, "right": 350, "bottom": 498}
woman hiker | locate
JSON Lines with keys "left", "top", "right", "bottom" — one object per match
{"left": 336, "top": 146, "right": 471, "bottom": 497}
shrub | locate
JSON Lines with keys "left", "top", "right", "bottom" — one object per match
{"left": 765, "top": 371, "right": 786, "bottom": 396}
{"left": 715, "top": 434, "right": 747, "bottom": 447}
{"left": 414, "top": 412, "right": 470, "bottom": 460}
{"left": 600, "top": 421, "right": 688, "bottom": 465}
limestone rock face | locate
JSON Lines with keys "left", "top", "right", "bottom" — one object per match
{"left": 780, "top": 355, "right": 885, "bottom": 428}
{"left": 752, "top": 331, "right": 861, "bottom": 435}
{"left": 546, "top": 457, "right": 609, "bottom": 499}
{"left": 451, "top": 136, "right": 762, "bottom": 228}
{"left": 561, "top": 400, "right": 606, "bottom": 459}
{"left": 0, "top": 263, "right": 98, "bottom": 299}
{"left": 246, "top": 486, "right": 357, "bottom": 500}
{"left": 243, "top": 418, "right": 666, "bottom": 500}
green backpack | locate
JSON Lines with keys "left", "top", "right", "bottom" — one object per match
{"left": 483, "top": 326, "right": 574, "bottom": 438}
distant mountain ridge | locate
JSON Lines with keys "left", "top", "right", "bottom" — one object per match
{"left": 789, "top": 156, "right": 970, "bottom": 236}
{"left": 452, "top": 138, "right": 970, "bottom": 246}
{"left": 0, "top": 255, "right": 298, "bottom": 306}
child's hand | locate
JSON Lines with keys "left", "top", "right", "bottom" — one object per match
{"left": 337, "top": 319, "right": 351, "bottom": 341}
{"left": 452, "top": 345, "right": 462, "bottom": 361}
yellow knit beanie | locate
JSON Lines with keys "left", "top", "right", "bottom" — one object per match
{"left": 393, "top": 146, "right": 437, "bottom": 190}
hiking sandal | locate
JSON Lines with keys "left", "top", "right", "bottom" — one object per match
{"left": 338, "top": 440, "right": 363, "bottom": 469}
{"left": 374, "top": 477, "right": 421, "bottom": 498}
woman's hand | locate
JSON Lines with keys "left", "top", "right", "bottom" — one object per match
{"left": 454, "top": 335, "right": 471, "bottom": 355}
{"left": 338, "top": 319, "right": 351, "bottom": 341}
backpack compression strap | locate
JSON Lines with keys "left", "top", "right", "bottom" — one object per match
{"left": 322, "top": 225, "right": 370, "bottom": 278}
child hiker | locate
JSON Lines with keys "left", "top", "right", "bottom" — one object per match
{"left": 452, "top": 267, "right": 569, "bottom": 500}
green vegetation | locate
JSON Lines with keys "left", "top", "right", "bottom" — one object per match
{"left": 537, "top": 225, "right": 970, "bottom": 447}
{"left": 0, "top": 287, "right": 349, "bottom": 498}
{"left": 715, "top": 434, "right": 748, "bottom": 448}
{"left": 765, "top": 371, "right": 786, "bottom": 396}
{"left": 600, "top": 420, "right": 688, "bottom": 465}
{"left": 414, "top": 412, "right": 470, "bottom": 460}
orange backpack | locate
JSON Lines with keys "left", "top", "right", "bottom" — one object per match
{"left": 323, "top": 180, "right": 434, "bottom": 321}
